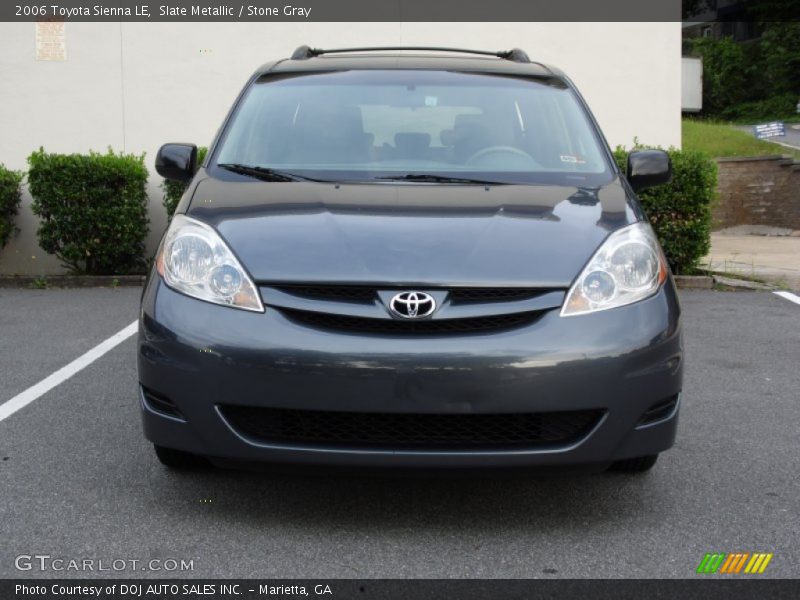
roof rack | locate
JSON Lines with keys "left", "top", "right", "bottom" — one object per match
{"left": 290, "top": 45, "right": 532, "bottom": 64}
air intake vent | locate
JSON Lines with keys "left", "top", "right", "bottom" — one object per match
{"left": 276, "top": 285, "right": 377, "bottom": 304}
{"left": 141, "top": 387, "right": 184, "bottom": 420}
{"left": 220, "top": 406, "right": 604, "bottom": 450}
{"left": 274, "top": 285, "right": 547, "bottom": 306}
{"left": 281, "top": 308, "right": 542, "bottom": 335}
{"left": 448, "top": 288, "right": 544, "bottom": 304}
{"left": 638, "top": 395, "right": 679, "bottom": 426}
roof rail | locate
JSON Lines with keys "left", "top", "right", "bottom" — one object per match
{"left": 289, "top": 45, "right": 533, "bottom": 64}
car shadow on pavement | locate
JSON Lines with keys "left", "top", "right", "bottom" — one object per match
{"left": 145, "top": 460, "right": 670, "bottom": 535}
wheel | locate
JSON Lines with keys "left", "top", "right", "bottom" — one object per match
{"left": 609, "top": 454, "right": 659, "bottom": 473}
{"left": 153, "top": 444, "right": 206, "bottom": 469}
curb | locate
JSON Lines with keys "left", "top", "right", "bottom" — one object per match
{"left": 0, "top": 275, "right": 145, "bottom": 288}
{"left": 712, "top": 275, "right": 775, "bottom": 291}
{"left": 674, "top": 275, "right": 714, "bottom": 289}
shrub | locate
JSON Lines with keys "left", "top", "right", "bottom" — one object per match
{"left": 687, "top": 22, "right": 800, "bottom": 121}
{"left": 721, "top": 93, "right": 798, "bottom": 122}
{"left": 614, "top": 146, "right": 717, "bottom": 275}
{"left": 27, "top": 148, "right": 149, "bottom": 274}
{"left": 0, "top": 164, "right": 23, "bottom": 248}
{"left": 162, "top": 146, "right": 207, "bottom": 218}
{"left": 758, "top": 21, "right": 800, "bottom": 100}
{"left": 688, "top": 37, "right": 749, "bottom": 117}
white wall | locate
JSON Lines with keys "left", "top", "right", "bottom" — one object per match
{"left": 0, "top": 22, "right": 681, "bottom": 275}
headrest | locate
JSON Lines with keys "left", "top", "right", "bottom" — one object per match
{"left": 394, "top": 132, "right": 431, "bottom": 151}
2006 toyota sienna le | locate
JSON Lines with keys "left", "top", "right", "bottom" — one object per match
{"left": 140, "top": 46, "right": 682, "bottom": 473}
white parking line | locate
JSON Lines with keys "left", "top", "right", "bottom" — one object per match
{"left": 773, "top": 291, "right": 800, "bottom": 306}
{"left": 0, "top": 320, "right": 138, "bottom": 423}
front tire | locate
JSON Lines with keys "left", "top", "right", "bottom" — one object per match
{"left": 154, "top": 444, "right": 207, "bottom": 469}
{"left": 609, "top": 454, "right": 659, "bottom": 473}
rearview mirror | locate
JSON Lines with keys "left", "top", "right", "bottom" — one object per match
{"left": 626, "top": 150, "right": 671, "bottom": 192}
{"left": 155, "top": 143, "right": 198, "bottom": 181}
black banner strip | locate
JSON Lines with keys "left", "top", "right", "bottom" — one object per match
{"left": 3, "top": 0, "right": 684, "bottom": 23}
{"left": 4, "top": 579, "right": 800, "bottom": 600}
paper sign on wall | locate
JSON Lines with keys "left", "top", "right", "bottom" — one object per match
{"left": 35, "top": 21, "right": 67, "bottom": 61}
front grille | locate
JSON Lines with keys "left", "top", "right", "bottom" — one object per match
{"left": 276, "top": 285, "right": 376, "bottom": 304}
{"left": 220, "top": 406, "right": 604, "bottom": 450}
{"left": 448, "top": 288, "right": 543, "bottom": 304}
{"left": 273, "top": 285, "right": 546, "bottom": 306}
{"left": 281, "top": 308, "right": 541, "bottom": 335}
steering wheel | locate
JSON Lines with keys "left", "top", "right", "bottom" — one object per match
{"left": 465, "top": 146, "right": 538, "bottom": 168}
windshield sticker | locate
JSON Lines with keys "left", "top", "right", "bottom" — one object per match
{"left": 560, "top": 154, "right": 586, "bottom": 164}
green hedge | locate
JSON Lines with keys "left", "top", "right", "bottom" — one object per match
{"left": 28, "top": 148, "right": 149, "bottom": 274}
{"left": 163, "top": 146, "right": 207, "bottom": 218}
{"left": 687, "top": 23, "right": 800, "bottom": 121}
{"left": 614, "top": 146, "right": 717, "bottom": 275}
{"left": 0, "top": 164, "right": 23, "bottom": 248}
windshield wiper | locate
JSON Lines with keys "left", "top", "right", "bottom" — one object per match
{"left": 374, "top": 173, "right": 508, "bottom": 185}
{"left": 217, "top": 163, "right": 325, "bottom": 183}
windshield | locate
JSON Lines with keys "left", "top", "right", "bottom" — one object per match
{"left": 213, "top": 69, "right": 613, "bottom": 185}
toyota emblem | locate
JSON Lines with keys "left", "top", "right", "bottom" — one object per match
{"left": 389, "top": 291, "right": 436, "bottom": 319}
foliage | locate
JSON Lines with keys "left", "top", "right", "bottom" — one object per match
{"left": 29, "top": 275, "right": 48, "bottom": 289}
{"left": 162, "top": 146, "right": 207, "bottom": 218}
{"left": 757, "top": 23, "right": 800, "bottom": 99}
{"left": 0, "top": 164, "right": 23, "bottom": 248}
{"left": 688, "top": 37, "right": 749, "bottom": 117}
{"left": 27, "top": 148, "right": 149, "bottom": 274}
{"left": 723, "top": 93, "right": 798, "bottom": 123}
{"left": 614, "top": 145, "right": 717, "bottom": 275}
{"left": 682, "top": 0, "right": 712, "bottom": 20}
{"left": 687, "top": 18, "right": 800, "bottom": 121}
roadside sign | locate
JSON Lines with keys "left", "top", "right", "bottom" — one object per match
{"left": 754, "top": 122, "right": 785, "bottom": 139}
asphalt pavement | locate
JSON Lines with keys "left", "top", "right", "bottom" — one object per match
{"left": 773, "top": 122, "right": 800, "bottom": 150}
{"left": 738, "top": 122, "right": 800, "bottom": 151}
{"left": 0, "top": 287, "right": 799, "bottom": 578}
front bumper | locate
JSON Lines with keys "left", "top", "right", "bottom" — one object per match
{"left": 137, "top": 277, "right": 682, "bottom": 468}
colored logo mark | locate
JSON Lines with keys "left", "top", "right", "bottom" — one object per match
{"left": 696, "top": 552, "right": 773, "bottom": 574}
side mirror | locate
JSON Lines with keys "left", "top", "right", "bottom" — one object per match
{"left": 155, "top": 143, "right": 197, "bottom": 181}
{"left": 626, "top": 150, "right": 671, "bottom": 192}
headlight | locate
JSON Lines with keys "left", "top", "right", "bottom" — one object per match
{"left": 561, "top": 222, "right": 668, "bottom": 317}
{"left": 156, "top": 214, "right": 264, "bottom": 312}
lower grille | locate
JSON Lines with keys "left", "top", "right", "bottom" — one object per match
{"left": 220, "top": 406, "right": 604, "bottom": 450}
{"left": 281, "top": 308, "right": 542, "bottom": 335}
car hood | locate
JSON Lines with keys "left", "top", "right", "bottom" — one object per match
{"left": 186, "top": 175, "right": 641, "bottom": 288}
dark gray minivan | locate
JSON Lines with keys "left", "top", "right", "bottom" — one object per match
{"left": 141, "top": 46, "right": 681, "bottom": 473}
